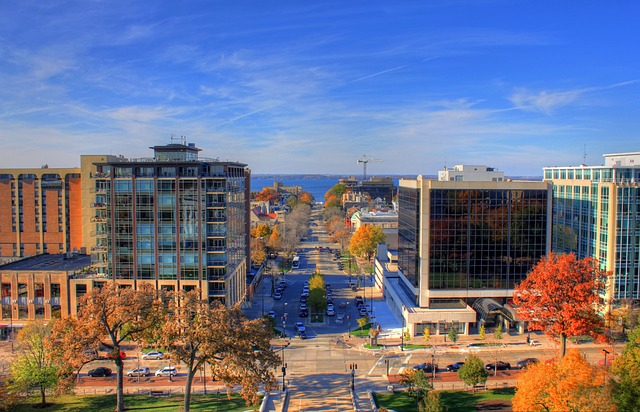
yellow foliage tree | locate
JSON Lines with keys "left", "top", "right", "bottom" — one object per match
{"left": 513, "top": 349, "right": 614, "bottom": 412}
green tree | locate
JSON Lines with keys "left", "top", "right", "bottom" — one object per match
{"left": 457, "top": 354, "right": 489, "bottom": 393}
{"left": 349, "top": 224, "right": 386, "bottom": 263}
{"left": 400, "top": 369, "right": 433, "bottom": 404}
{"left": 494, "top": 323, "right": 503, "bottom": 340}
{"left": 610, "top": 321, "right": 640, "bottom": 411}
{"left": 423, "top": 328, "right": 431, "bottom": 344}
{"left": 9, "top": 322, "right": 64, "bottom": 406}
{"left": 448, "top": 327, "right": 458, "bottom": 343}
{"left": 419, "top": 391, "right": 444, "bottom": 412}
{"left": 479, "top": 324, "right": 486, "bottom": 340}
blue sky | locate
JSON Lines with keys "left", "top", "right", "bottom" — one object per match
{"left": 1, "top": 1, "right": 638, "bottom": 176}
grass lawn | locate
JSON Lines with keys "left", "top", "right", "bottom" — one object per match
{"left": 375, "top": 388, "right": 514, "bottom": 412}
{"left": 10, "top": 393, "right": 260, "bottom": 412}
{"left": 400, "top": 344, "right": 431, "bottom": 350}
{"left": 350, "top": 323, "right": 372, "bottom": 337}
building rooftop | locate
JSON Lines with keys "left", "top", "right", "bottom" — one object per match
{"left": 0, "top": 253, "right": 92, "bottom": 272}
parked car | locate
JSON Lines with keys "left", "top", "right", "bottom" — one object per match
{"left": 88, "top": 367, "right": 112, "bottom": 377}
{"left": 300, "top": 295, "right": 307, "bottom": 303}
{"left": 336, "top": 312, "right": 345, "bottom": 324}
{"left": 298, "top": 330, "right": 308, "bottom": 339}
{"left": 126, "top": 366, "right": 150, "bottom": 377}
{"left": 413, "top": 363, "right": 438, "bottom": 373}
{"left": 155, "top": 366, "right": 178, "bottom": 377}
{"left": 486, "top": 361, "right": 511, "bottom": 371}
{"left": 529, "top": 340, "right": 542, "bottom": 346}
{"left": 300, "top": 303, "right": 308, "bottom": 311}
{"left": 274, "top": 292, "right": 282, "bottom": 300}
{"left": 142, "top": 351, "right": 164, "bottom": 360}
{"left": 359, "top": 307, "right": 368, "bottom": 316}
{"left": 268, "top": 310, "right": 276, "bottom": 318}
{"left": 516, "top": 358, "right": 539, "bottom": 369}
{"left": 295, "top": 322, "right": 306, "bottom": 333}
{"left": 446, "top": 362, "right": 465, "bottom": 372}
{"left": 299, "top": 309, "right": 308, "bottom": 317}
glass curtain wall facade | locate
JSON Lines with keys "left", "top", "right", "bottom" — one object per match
{"left": 398, "top": 177, "right": 550, "bottom": 309}
{"left": 88, "top": 144, "right": 248, "bottom": 306}
{"left": 545, "top": 157, "right": 640, "bottom": 302}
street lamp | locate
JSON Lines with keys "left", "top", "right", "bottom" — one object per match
{"left": 261, "top": 286, "right": 265, "bottom": 316}
{"left": 349, "top": 363, "right": 357, "bottom": 391}
{"left": 602, "top": 349, "right": 610, "bottom": 367}
{"left": 347, "top": 302, "right": 352, "bottom": 337}
{"left": 400, "top": 315, "right": 405, "bottom": 352}
{"left": 431, "top": 354, "right": 436, "bottom": 382}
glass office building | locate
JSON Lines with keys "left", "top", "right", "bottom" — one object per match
{"left": 82, "top": 143, "right": 249, "bottom": 306}
{"left": 393, "top": 172, "right": 551, "bottom": 336}
{"left": 544, "top": 152, "right": 640, "bottom": 304}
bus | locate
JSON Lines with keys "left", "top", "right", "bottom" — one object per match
{"left": 292, "top": 256, "right": 300, "bottom": 269}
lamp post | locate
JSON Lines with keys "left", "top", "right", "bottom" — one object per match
{"left": 281, "top": 340, "right": 288, "bottom": 391}
{"left": 602, "top": 349, "right": 610, "bottom": 367}
{"left": 10, "top": 300, "right": 16, "bottom": 352}
{"left": 431, "top": 354, "right": 436, "bottom": 382}
{"left": 349, "top": 363, "right": 357, "bottom": 391}
{"left": 261, "top": 286, "right": 265, "bottom": 317}
{"left": 347, "top": 302, "right": 351, "bottom": 338}
{"left": 400, "top": 315, "right": 405, "bottom": 352}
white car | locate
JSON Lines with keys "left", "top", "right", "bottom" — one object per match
{"left": 336, "top": 312, "right": 345, "bottom": 324}
{"left": 326, "top": 304, "right": 335, "bottom": 316}
{"left": 126, "top": 366, "right": 150, "bottom": 377}
{"left": 155, "top": 366, "right": 177, "bottom": 377}
{"left": 529, "top": 340, "right": 542, "bottom": 346}
{"left": 142, "top": 351, "right": 164, "bottom": 360}
{"left": 295, "top": 322, "right": 306, "bottom": 333}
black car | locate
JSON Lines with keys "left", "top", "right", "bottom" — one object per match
{"left": 299, "top": 309, "right": 308, "bottom": 317}
{"left": 516, "top": 358, "right": 539, "bottom": 369}
{"left": 485, "top": 361, "right": 511, "bottom": 371}
{"left": 446, "top": 362, "right": 465, "bottom": 372}
{"left": 413, "top": 363, "right": 438, "bottom": 373}
{"left": 88, "top": 367, "right": 112, "bottom": 377}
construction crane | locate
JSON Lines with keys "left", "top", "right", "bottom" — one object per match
{"left": 356, "top": 155, "right": 383, "bottom": 180}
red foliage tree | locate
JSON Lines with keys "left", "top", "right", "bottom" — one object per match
{"left": 253, "top": 187, "right": 280, "bottom": 203}
{"left": 513, "top": 253, "right": 609, "bottom": 357}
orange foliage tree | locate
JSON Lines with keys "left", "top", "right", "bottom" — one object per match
{"left": 349, "top": 224, "right": 385, "bottom": 263}
{"left": 513, "top": 253, "right": 609, "bottom": 356}
{"left": 299, "top": 191, "right": 314, "bottom": 205}
{"left": 253, "top": 187, "right": 280, "bottom": 203}
{"left": 250, "top": 223, "right": 272, "bottom": 239}
{"left": 513, "top": 349, "right": 614, "bottom": 412}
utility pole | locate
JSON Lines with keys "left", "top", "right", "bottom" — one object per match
{"left": 349, "top": 363, "right": 357, "bottom": 391}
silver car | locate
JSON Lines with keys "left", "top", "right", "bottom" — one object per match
{"left": 127, "top": 366, "right": 150, "bottom": 377}
{"left": 142, "top": 351, "right": 164, "bottom": 360}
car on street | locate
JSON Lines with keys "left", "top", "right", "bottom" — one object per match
{"left": 300, "top": 303, "right": 308, "bottom": 311}
{"left": 299, "top": 309, "right": 308, "bottom": 317}
{"left": 88, "top": 367, "right": 112, "bottom": 377}
{"left": 516, "top": 358, "right": 539, "bottom": 369}
{"left": 326, "top": 304, "right": 335, "bottom": 316}
{"left": 155, "top": 366, "right": 178, "bottom": 377}
{"left": 336, "top": 312, "right": 345, "bottom": 324}
{"left": 298, "top": 330, "right": 308, "bottom": 339}
{"left": 529, "top": 340, "right": 542, "bottom": 346}
{"left": 486, "top": 361, "right": 511, "bottom": 371}
{"left": 301, "top": 290, "right": 309, "bottom": 298}
{"left": 127, "top": 366, "right": 150, "bottom": 377}
{"left": 268, "top": 310, "right": 276, "bottom": 318}
{"left": 274, "top": 292, "right": 283, "bottom": 300}
{"left": 142, "top": 351, "right": 164, "bottom": 360}
{"left": 445, "top": 362, "right": 465, "bottom": 372}
{"left": 359, "top": 307, "right": 368, "bottom": 316}
{"left": 413, "top": 363, "right": 438, "bottom": 373}
{"left": 295, "top": 322, "right": 306, "bottom": 333}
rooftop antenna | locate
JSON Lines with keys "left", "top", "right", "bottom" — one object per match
{"left": 170, "top": 134, "right": 187, "bottom": 145}
{"left": 583, "top": 144, "right": 587, "bottom": 165}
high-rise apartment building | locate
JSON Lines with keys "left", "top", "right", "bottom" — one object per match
{"left": 544, "top": 152, "right": 640, "bottom": 304}
{"left": 81, "top": 142, "right": 249, "bottom": 305}
{"left": 0, "top": 168, "right": 83, "bottom": 260}
{"left": 386, "top": 168, "right": 551, "bottom": 337}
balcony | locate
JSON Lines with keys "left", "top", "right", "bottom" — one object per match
{"left": 91, "top": 202, "right": 107, "bottom": 209}
{"left": 90, "top": 217, "right": 107, "bottom": 223}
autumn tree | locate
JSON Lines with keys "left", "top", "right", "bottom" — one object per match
{"left": 457, "top": 354, "right": 488, "bottom": 393}
{"left": 266, "top": 226, "right": 282, "bottom": 252}
{"left": 158, "top": 290, "right": 279, "bottom": 410}
{"left": 250, "top": 237, "right": 267, "bottom": 267}
{"left": 323, "top": 206, "right": 342, "bottom": 221}
{"left": 349, "top": 224, "right": 386, "bottom": 263}
{"left": 253, "top": 187, "right": 281, "bottom": 204}
{"left": 479, "top": 324, "right": 486, "bottom": 340}
{"left": 513, "top": 349, "right": 613, "bottom": 412}
{"left": 54, "top": 283, "right": 161, "bottom": 412}
{"left": 250, "top": 224, "right": 272, "bottom": 239}
{"left": 299, "top": 191, "right": 314, "bottom": 205}
{"left": 357, "top": 315, "right": 369, "bottom": 331}
{"left": 9, "top": 322, "right": 65, "bottom": 407}
{"left": 610, "top": 320, "right": 640, "bottom": 411}
{"left": 448, "top": 327, "right": 458, "bottom": 343}
{"left": 513, "top": 253, "right": 609, "bottom": 356}
{"left": 327, "top": 216, "right": 351, "bottom": 251}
